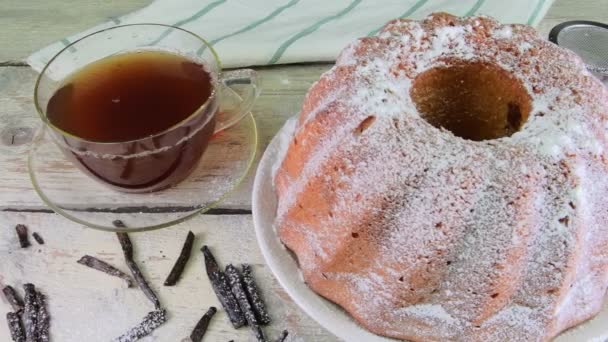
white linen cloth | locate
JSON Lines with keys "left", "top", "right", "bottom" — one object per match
{"left": 27, "top": 0, "right": 555, "bottom": 71}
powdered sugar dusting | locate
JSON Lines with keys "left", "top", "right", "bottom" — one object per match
{"left": 494, "top": 26, "right": 513, "bottom": 39}
{"left": 398, "top": 304, "right": 458, "bottom": 324}
{"left": 271, "top": 117, "right": 297, "bottom": 180}
{"left": 274, "top": 13, "right": 608, "bottom": 342}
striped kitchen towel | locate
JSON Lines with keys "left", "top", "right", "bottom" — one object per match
{"left": 27, "top": 0, "right": 555, "bottom": 71}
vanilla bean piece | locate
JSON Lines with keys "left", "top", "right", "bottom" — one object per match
{"left": 114, "top": 220, "right": 161, "bottom": 310}
{"left": 164, "top": 231, "right": 195, "bottom": 286}
{"left": 116, "top": 232, "right": 161, "bottom": 309}
{"left": 32, "top": 233, "right": 45, "bottom": 245}
{"left": 22, "top": 284, "right": 38, "bottom": 342}
{"left": 113, "top": 309, "right": 167, "bottom": 342}
{"left": 225, "top": 264, "right": 265, "bottom": 341}
{"left": 6, "top": 312, "right": 24, "bottom": 342}
{"left": 2, "top": 285, "right": 24, "bottom": 312}
{"left": 201, "top": 246, "right": 245, "bottom": 328}
{"left": 276, "top": 330, "right": 289, "bottom": 342}
{"left": 15, "top": 224, "right": 30, "bottom": 248}
{"left": 112, "top": 219, "right": 127, "bottom": 228}
{"left": 242, "top": 264, "right": 271, "bottom": 325}
{"left": 35, "top": 292, "right": 50, "bottom": 342}
{"left": 189, "top": 306, "right": 216, "bottom": 342}
{"left": 77, "top": 255, "right": 134, "bottom": 287}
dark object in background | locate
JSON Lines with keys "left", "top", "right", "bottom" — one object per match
{"left": 77, "top": 255, "right": 134, "bottom": 287}
{"left": 225, "top": 264, "right": 265, "bottom": 341}
{"left": 15, "top": 225, "right": 30, "bottom": 248}
{"left": 201, "top": 246, "right": 246, "bottom": 329}
{"left": 2, "top": 286, "right": 24, "bottom": 312}
{"left": 189, "top": 306, "right": 217, "bottom": 342}
{"left": 549, "top": 20, "right": 608, "bottom": 78}
{"left": 242, "top": 264, "right": 271, "bottom": 325}
{"left": 32, "top": 232, "right": 45, "bottom": 245}
{"left": 276, "top": 330, "right": 289, "bottom": 342}
{"left": 164, "top": 231, "right": 195, "bottom": 286}
{"left": 6, "top": 312, "right": 25, "bottom": 342}
{"left": 113, "top": 219, "right": 127, "bottom": 228}
{"left": 113, "top": 309, "right": 167, "bottom": 342}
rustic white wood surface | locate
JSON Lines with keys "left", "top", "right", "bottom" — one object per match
{"left": 0, "top": 212, "right": 332, "bottom": 341}
{"left": 0, "top": 0, "right": 605, "bottom": 341}
{"left": 0, "top": 0, "right": 151, "bottom": 64}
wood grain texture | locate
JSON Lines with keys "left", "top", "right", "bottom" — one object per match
{"left": 0, "top": 0, "right": 152, "bottom": 63}
{"left": 0, "top": 212, "right": 334, "bottom": 341}
{"left": 537, "top": 0, "right": 608, "bottom": 37}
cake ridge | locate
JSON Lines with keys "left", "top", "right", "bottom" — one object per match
{"left": 274, "top": 12, "right": 608, "bottom": 341}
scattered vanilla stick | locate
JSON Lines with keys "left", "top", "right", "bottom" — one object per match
{"left": 189, "top": 306, "right": 216, "bottom": 342}
{"left": 225, "top": 264, "right": 265, "bottom": 342}
{"left": 22, "top": 284, "right": 38, "bottom": 342}
{"left": 113, "top": 220, "right": 127, "bottom": 228}
{"left": 113, "top": 220, "right": 161, "bottom": 310}
{"left": 15, "top": 225, "right": 30, "bottom": 248}
{"left": 77, "top": 255, "right": 134, "bottom": 287}
{"left": 164, "top": 231, "right": 195, "bottom": 286}
{"left": 32, "top": 232, "right": 45, "bottom": 245}
{"left": 113, "top": 309, "right": 167, "bottom": 342}
{"left": 6, "top": 312, "right": 24, "bottom": 342}
{"left": 35, "top": 292, "right": 50, "bottom": 342}
{"left": 242, "top": 264, "right": 271, "bottom": 325}
{"left": 276, "top": 330, "right": 289, "bottom": 342}
{"left": 201, "top": 246, "right": 245, "bottom": 329}
{"left": 2, "top": 285, "right": 24, "bottom": 312}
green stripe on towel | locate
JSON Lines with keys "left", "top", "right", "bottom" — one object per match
{"left": 108, "top": 17, "right": 121, "bottom": 25}
{"left": 465, "top": 0, "right": 485, "bottom": 16}
{"left": 60, "top": 38, "right": 77, "bottom": 52}
{"left": 367, "top": 0, "right": 429, "bottom": 36}
{"left": 268, "top": 0, "right": 363, "bottom": 64}
{"left": 150, "top": 0, "right": 227, "bottom": 46}
{"left": 198, "top": 0, "right": 300, "bottom": 55}
{"left": 527, "top": 0, "right": 546, "bottom": 25}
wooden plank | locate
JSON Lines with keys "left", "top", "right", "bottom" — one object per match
{"left": 0, "top": 0, "right": 151, "bottom": 63}
{"left": 0, "top": 211, "right": 335, "bottom": 341}
{"left": 0, "top": 64, "right": 331, "bottom": 210}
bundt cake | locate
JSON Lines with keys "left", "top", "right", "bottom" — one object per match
{"left": 273, "top": 13, "right": 608, "bottom": 341}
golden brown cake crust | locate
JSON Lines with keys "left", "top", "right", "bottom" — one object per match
{"left": 275, "top": 13, "right": 608, "bottom": 341}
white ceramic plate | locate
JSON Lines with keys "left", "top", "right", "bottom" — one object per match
{"left": 252, "top": 118, "right": 608, "bottom": 342}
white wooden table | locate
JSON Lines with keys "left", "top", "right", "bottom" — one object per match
{"left": 0, "top": 1, "right": 605, "bottom": 341}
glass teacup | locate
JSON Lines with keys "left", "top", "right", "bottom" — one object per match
{"left": 34, "top": 24, "right": 260, "bottom": 193}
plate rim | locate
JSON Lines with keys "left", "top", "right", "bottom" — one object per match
{"left": 251, "top": 117, "right": 398, "bottom": 342}
{"left": 251, "top": 117, "right": 608, "bottom": 342}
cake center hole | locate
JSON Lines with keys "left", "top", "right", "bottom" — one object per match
{"left": 410, "top": 62, "right": 532, "bottom": 141}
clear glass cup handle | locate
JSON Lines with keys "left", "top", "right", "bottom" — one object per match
{"left": 215, "top": 69, "right": 260, "bottom": 133}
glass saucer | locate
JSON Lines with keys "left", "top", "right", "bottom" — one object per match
{"left": 28, "top": 107, "right": 257, "bottom": 232}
